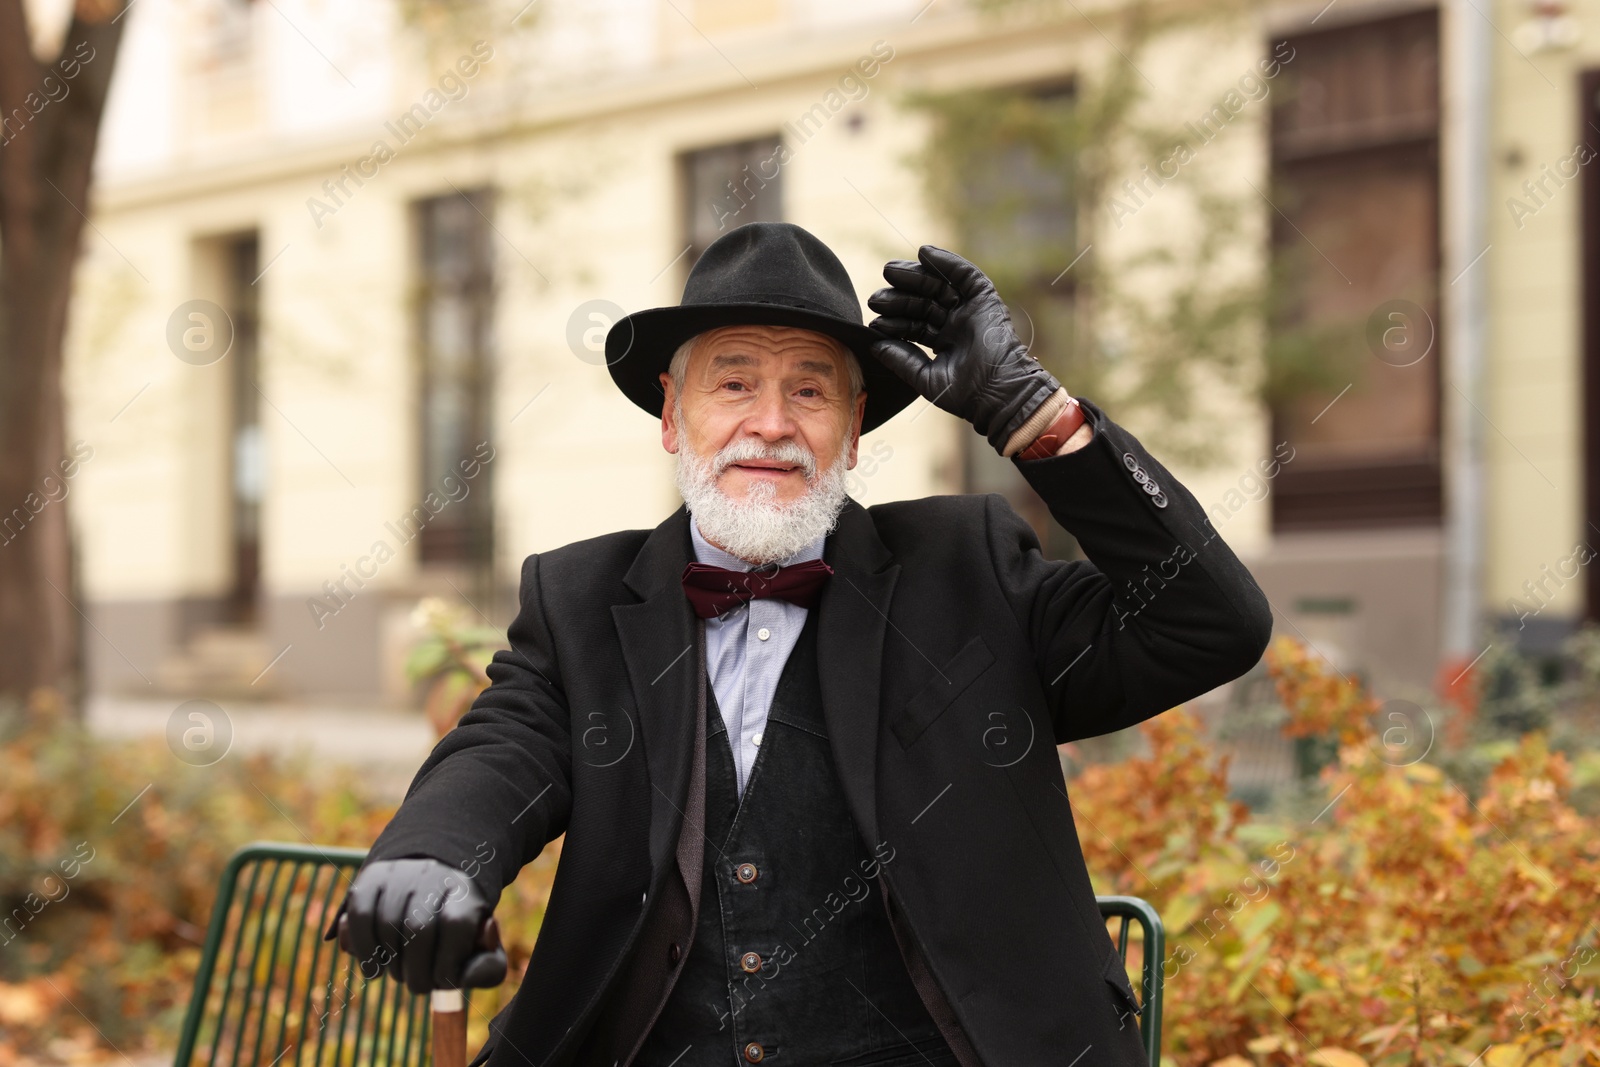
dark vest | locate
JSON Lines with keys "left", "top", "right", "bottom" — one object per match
{"left": 631, "top": 608, "right": 955, "bottom": 1067}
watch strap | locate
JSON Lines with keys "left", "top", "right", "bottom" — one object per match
{"left": 1007, "top": 389, "right": 1086, "bottom": 460}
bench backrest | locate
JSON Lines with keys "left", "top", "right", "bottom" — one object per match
{"left": 174, "top": 842, "right": 434, "bottom": 1067}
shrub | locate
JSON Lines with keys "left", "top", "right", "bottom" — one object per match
{"left": 0, "top": 688, "right": 396, "bottom": 1058}
{"left": 1071, "top": 637, "right": 1600, "bottom": 1066}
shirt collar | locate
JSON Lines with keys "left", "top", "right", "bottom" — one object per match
{"left": 689, "top": 511, "right": 826, "bottom": 570}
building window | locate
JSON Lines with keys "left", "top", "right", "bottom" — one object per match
{"left": 943, "top": 82, "right": 1081, "bottom": 559}
{"left": 1579, "top": 72, "right": 1600, "bottom": 621}
{"left": 225, "top": 233, "right": 262, "bottom": 625}
{"left": 414, "top": 189, "right": 495, "bottom": 568}
{"left": 681, "top": 135, "right": 785, "bottom": 267}
{"left": 198, "top": 0, "right": 256, "bottom": 67}
{"left": 1266, "top": 10, "right": 1442, "bottom": 530}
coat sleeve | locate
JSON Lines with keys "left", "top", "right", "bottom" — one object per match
{"left": 360, "top": 552, "right": 574, "bottom": 907}
{"left": 983, "top": 396, "right": 1274, "bottom": 744}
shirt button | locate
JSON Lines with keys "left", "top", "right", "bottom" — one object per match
{"left": 752, "top": 731, "right": 763, "bottom": 746}
{"left": 757, "top": 626, "right": 771, "bottom": 641}
{"left": 743, "top": 1043, "right": 765, "bottom": 1063}
{"left": 736, "top": 862, "right": 758, "bottom": 884}
{"left": 740, "top": 951, "right": 763, "bottom": 973}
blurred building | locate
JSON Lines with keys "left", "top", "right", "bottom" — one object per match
{"left": 61, "top": 0, "right": 1597, "bottom": 707}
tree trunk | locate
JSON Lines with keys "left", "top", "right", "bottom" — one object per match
{"left": 0, "top": 0, "right": 128, "bottom": 712}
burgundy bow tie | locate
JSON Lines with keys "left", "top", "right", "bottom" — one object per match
{"left": 681, "top": 559, "right": 834, "bottom": 619}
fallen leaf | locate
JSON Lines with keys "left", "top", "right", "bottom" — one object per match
{"left": 1308, "top": 1050, "right": 1369, "bottom": 1067}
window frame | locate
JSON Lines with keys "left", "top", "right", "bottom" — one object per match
{"left": 1265, "top": 8, "right": 1444, "bottom": 532}
{"left": 411, "top": 186, "right": 497, "bottom": 569}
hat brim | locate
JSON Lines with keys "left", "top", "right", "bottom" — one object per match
{"left": 605, "top": 302, "right": 921, "bottom": 434}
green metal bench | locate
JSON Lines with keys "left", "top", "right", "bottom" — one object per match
{"left": 1098, "top": 894, "right": 1166, "bottom": 1067}
{"left": 179, "top": 842, "right": 1164, "bottom": 1067}
{"left": 174, "top": 842, "right": 438, "bottom": 1067}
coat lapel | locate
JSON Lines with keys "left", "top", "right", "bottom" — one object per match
{"left": 816, "top": 497, "right": 898, "bottom": 851}
{"left": 612, "top": 504, "right": 701, "bottom": 887}
{"left": 610, "top": 497, "right": 899, "bottom": 887}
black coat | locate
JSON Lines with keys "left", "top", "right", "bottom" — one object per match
{"left": 361, "top": 396, "right": 1274, "bottom": 1065}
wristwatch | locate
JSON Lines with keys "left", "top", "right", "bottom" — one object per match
{"left": 1007, "top": 390, "right": 1087, "bottom": 461}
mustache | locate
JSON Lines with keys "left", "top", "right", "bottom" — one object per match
{"left": 710, "top": 438, "right": 818, "bottom": 480}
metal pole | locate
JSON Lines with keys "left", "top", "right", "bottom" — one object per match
{"left": 1440, "top": 0, "right": 1493, "bottom": 659}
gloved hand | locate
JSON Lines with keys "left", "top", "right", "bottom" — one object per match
{"left": 866, "top": 245, "right": 1062, "bottom": 454}
{"left": 329, "top": 857, "right": 507, "bottom": 994}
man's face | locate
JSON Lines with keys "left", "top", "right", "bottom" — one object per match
{"left": 659, "top": 325, "right": 867, "bottom": 504}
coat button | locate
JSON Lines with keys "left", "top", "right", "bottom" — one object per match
{"left": 1152, "top": 492, "right": 1168, "bottom": 508}
{"left": 1142, "top": 480, "right": 1160, "bottom": 495}
{"left": 736, "top": 862, "right": 758, "bottom": 884}
{"left": 668, "top": 942, "right": 682, "bottom": 965}
{"left": 1132, "top": 467, "right": 1148, "bottom": 484}
{"left": 743, "top": 1042, "right": 765, "bottom": 1063}
{"left": 1122, "top": 452, "right": 1139, "bottom": 471}
{"left": 739, "top": 951, "right": 762, "bottom": 973}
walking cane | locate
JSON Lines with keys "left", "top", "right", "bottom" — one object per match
{"left": 337, "top": 913, "right": 506, "bottom": 1067}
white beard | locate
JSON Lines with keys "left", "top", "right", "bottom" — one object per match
{"left": 673, "top": 399, "right": 853, "bottom": 566}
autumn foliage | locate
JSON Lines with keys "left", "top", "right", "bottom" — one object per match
{"left": 1072, "top": 636, "right": 1600, "bottom": 1066}
{"left": 0, "top": 689, "right": 557, "bottom": 1062}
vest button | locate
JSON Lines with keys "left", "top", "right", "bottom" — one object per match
{"left": 739, "top": 950, "right": 762, "bottom": 973}
{"left": 668, "top": 942, "right": 682, "bottom": 965}
{"left": 742, "top": 1042, "right": 765, "bottom": 1062}
{"left": 735, "top": 862, "right": 758, "bottom": 884}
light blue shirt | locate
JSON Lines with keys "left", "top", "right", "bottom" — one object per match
{"left": 689, "top": 513, "right": 827, "bottom": 797}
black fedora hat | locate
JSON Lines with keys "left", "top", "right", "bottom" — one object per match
{"left": 605, "top": 222, "right": 919, "bottom": 433}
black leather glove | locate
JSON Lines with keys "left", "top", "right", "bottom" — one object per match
{"left": 329, "top": 857, "right": 507, "bottom": 994}
{"left": 866, "top": 245, "right": 1062, "bottom": 454}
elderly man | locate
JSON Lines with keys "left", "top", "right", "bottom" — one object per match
{"left": 335, "top": 222, "right": 1272, "bottom": 1066}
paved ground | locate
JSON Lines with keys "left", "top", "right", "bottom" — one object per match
{"left": 86, "top": 695, "right": 437, "bottom": 803}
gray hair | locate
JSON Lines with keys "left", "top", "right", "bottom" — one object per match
{"left": 668, "top": 332, "right": 864, "bottom": 404}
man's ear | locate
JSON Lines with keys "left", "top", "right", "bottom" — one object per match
{"left": 660, "top": 372, "right": 678, "bottom": 454}
{"left": 845, "top": 390, "right": 867, "bottom": 468}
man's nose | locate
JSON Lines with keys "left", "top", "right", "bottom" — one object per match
{"left": 742, "top": 384, "right": 800, "bottom": 439}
